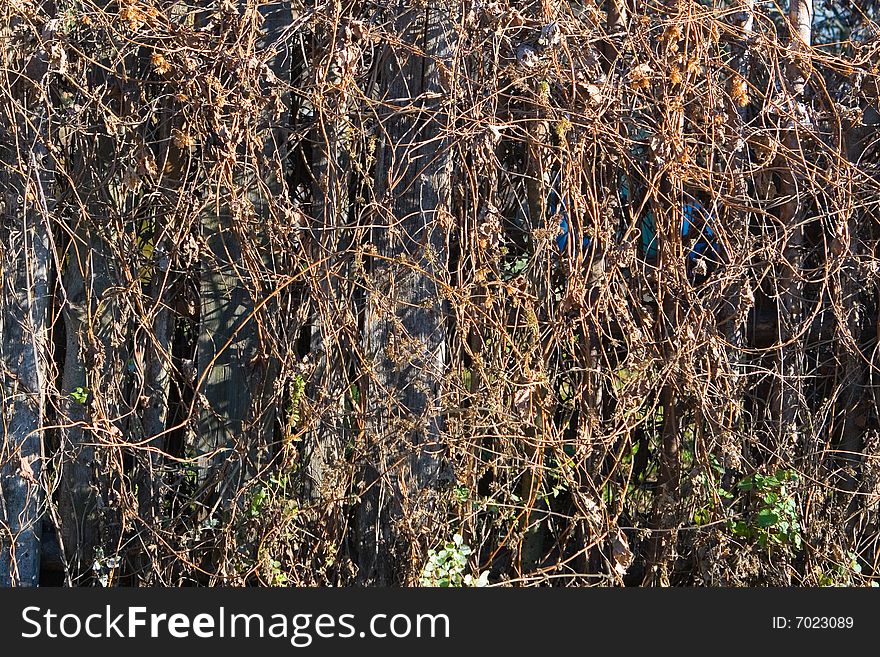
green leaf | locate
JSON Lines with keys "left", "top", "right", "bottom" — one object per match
{"left": 730, "top": 521, "right": 751, "bottom": 536}
{"left": 757, "top": 509, "right": 779, "bottom": 528}
{"left": 70, "top": 386, "right": 89, "bottom": 405}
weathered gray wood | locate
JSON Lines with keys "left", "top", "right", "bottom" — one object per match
{"left": 716, "top": 0, "right": 756, "bottom": 465}
{"left": 0, "top": 111, "right": 52, "bottom": 590}
{"left": 194, "top": 1, "right": 293, "bottom": 497}
{"left": 306, "top": 48, "right": 352, "bottom": 504}
{"left": 0, "top": 8, "right": 55, "bottom": 588}
{"left": 359, "top": 2, "right": 455, "bottom": 584}
{"left": 58, "top": 219, "right": 125, "bottom": 581}
{"left": 774, "top": 0, "right": 813, "bottom": 451}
